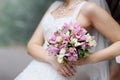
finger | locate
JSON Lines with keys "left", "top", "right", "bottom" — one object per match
{"left": 58, "top": 64, "right": 70, "bottom": 77}
{"left": 59, "top": 71, "right": 66, "bottom": 77}
{"left": 60, "top": 68, "right": 68, "bottom": 77}
{"left": 67, "top": 62, "right": 77, "bottom": 71}
{"left": 62, "top": 65, "right": 73, "bottom": 76}
{"left": 65, "top": 63, "right": 77, "bottom": 75}
{"left": 53, "top": 63, "right": 66, "bottom": 77}
{"left": 67, "top": 61, "right": 76, "bottom": 67}
{"left": 71, "top": 61, "right": 80, "bottom": 66}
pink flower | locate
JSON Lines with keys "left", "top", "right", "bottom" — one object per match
{"left": 79, "top": 42, "right": 86, "bottom": 46}
{"left": 47, "top": 22, "right": 96, "bottom": 63}
{"left": 68, "top": 55, "right": 78, "bottom": 62}
{"left": 72, "top": 25, "right": 87, "bottom": 41}
{"left": 79, "top": 35, "right": 86, "bottom": 41}
{"left": 49, "top": 35, "right": 57, "bottom": 44}
{"left": 47, "top": 45, "right": 60, "bottom": 55}
{"left": 65, "top": 47, "right": 78, "bottom": 62}
{"left": 58, "top": 34, "right": 70, "bottom": 49}
{"left": 62, "top": 23, "right": 70, "bottom": 33}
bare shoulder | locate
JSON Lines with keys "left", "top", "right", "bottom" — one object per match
{"left": 81, "top": 2, "right": 101, "bottom": 16}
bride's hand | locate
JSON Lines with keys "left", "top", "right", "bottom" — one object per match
{"left": 48, "top": 56, "right": 77, "bottom": 77}
{"left": 71, "top": 54, "right": 94, "bottom": 66}
{"left": 72, "top": 58, "right": 89, "bottom": 66}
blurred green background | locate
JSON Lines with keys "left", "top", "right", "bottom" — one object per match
{"left": 0, "top": 0, "right": 54, "bottom": 47}
{"left": 0, "top": 0, "right": 54, "bottom": 80}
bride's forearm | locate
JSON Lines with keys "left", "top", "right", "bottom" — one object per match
{"left": 90, "top": 41, "right": 120, "bottom": 63}
{"left": 27, "top": 43, "right": 50, "bottom": 63}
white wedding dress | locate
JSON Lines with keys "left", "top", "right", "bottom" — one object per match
{"left": 15, "top": 1, "right": 110, "bottom": 80}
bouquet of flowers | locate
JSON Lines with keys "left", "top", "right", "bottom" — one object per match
{"left": 47, "top": 22, "right": 96, "bottom": 63}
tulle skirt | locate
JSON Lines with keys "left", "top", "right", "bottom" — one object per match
{"left": 15, "top": 60, "right": 109, "bottom": 80}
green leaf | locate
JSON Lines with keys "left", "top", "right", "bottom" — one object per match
{"left": 69, "top": 29, "right": 72, "bottom": 35}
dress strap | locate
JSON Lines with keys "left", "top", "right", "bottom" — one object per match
{"left": 72, "top": 1, "right": 87, "bottom": 20}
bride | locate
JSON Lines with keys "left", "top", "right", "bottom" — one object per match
{"left": 15, "top": 0, "right": 120, "bottom": 80}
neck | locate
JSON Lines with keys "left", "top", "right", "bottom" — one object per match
{"left": 66, "top": 0, "right": 85, "bottom": 6}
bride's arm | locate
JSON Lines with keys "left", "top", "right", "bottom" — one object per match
{"left": 27, "top": 2, "right": 76, "bottom": 77}
{"left": 76, "top": 2, "right": 120, "bottom": 65}
{"left": 27, "top": 5, "right": 52, "bottom": 63}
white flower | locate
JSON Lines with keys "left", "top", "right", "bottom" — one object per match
{"left": 85, "top": 34, "right": 92, "bottom": 42}
{"left": 55, "top": 44, "right": 59, "bottom": 48}
{"left": 59, "top": 48, "right": 66, "bottom": 55}
{"left": 71, "top": 38, "right": 80, "bottom": 47}
{"left": 66, "top": 31, "right": 70, "bottom": 36}
{"left": 85, "top": 34, "right": 96, "bottom": 47}
{"left": 57, "top": 48, "right": 66, "bottom": 63}
{"left": 76, "top": 42, "right": 81, "bottom": 46}
{"left": 57, "top": 55, "right": 64, "bottom": 63}
{"left": 76, "top": 35, "right": 80, "bottom": 38}
{"left": 72, "top": 38, "right": 78, "bottom": 42}
{"left": 56, "top": 36, "right": 62, "bottom": 42}
{"left": 89, "top": 40, "right": 97, "bottom": 47}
